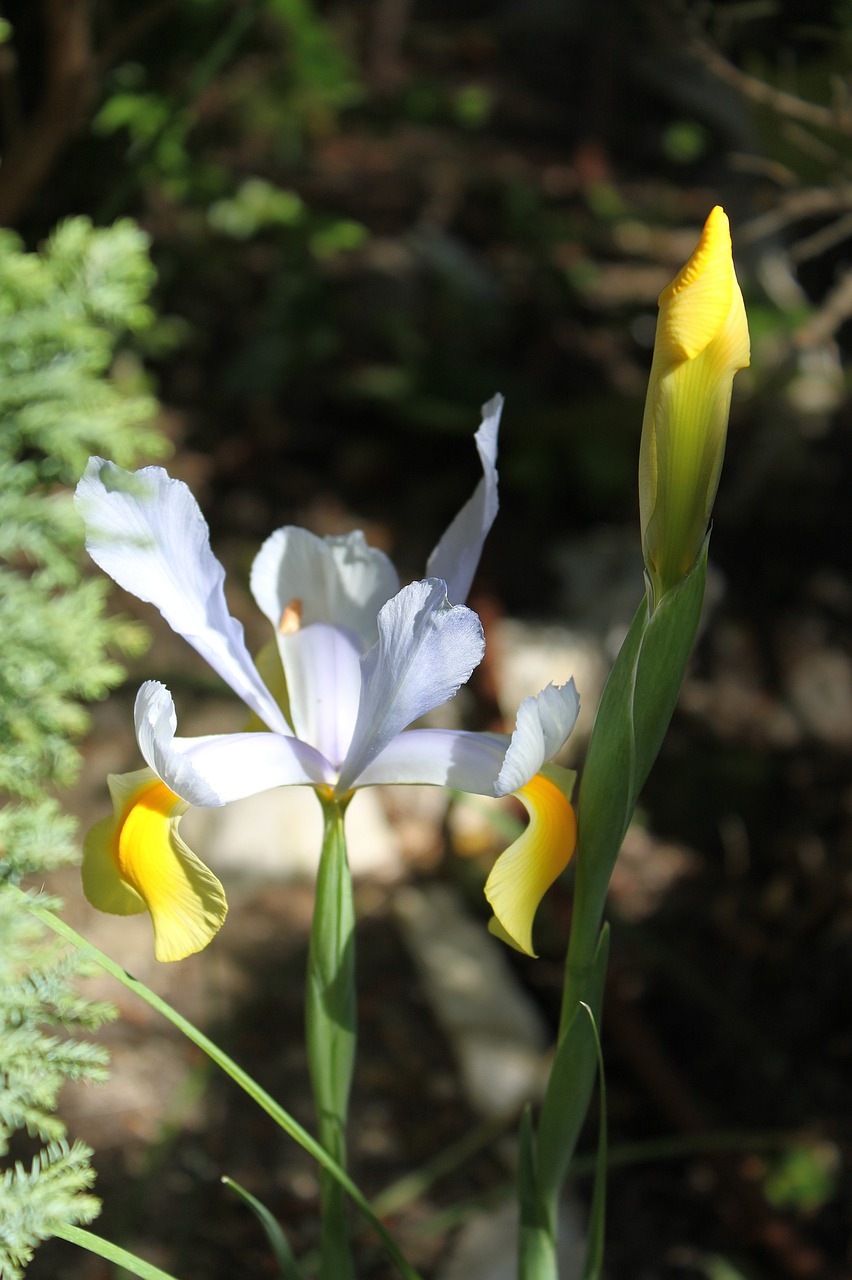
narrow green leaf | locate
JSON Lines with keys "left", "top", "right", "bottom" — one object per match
{"left": 517, "top": 1107, "right": 557, "bottom": 1280}
{"left": 52, "top": 1224, "right": 181, "bottom": 1280}
{"left": 19, "top": 890, "right": 422, "bottom": 1280}
{"left": 573, "top": 545, "right": 708, "bottom": 938}
{"left": 221, "top": 1175, "right": 304, "bottom": 1280}
{"left": 579, "top": 1004, "right": 607, "bottom": 1280}
{"left": 536, "top": 926, "right": 609, "bottom": 1199}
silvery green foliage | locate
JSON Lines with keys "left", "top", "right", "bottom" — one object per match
{"left": 0, "top": 217, "right": 166, "bottom": 1274}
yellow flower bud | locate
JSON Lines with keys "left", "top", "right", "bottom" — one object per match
{"left": 638, "top": 206, "right": 750, "bottom": 603}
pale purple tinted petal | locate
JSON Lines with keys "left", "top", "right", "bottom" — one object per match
{"left": 355, "top": 727, "right": 510, "bottom": 791}
{"left": 250, "top": 526, "right": 399, "bottom": 649}
{"left": 337, "top": 579, "right": 485, "bottom": 792}
{"left": 495, "top": 680, "right": 580, "bottom": 796}
{"left": 134, "top": 680, "right": 332, "bottom": 807}
{"left": 278, "top": 623, "right": 362, "bottom": 768}
{"left": 425, "top": 394, "right": 502, "bottom": 603}
{"left": 76, "top": 459, "right": 289, "bottom": 734}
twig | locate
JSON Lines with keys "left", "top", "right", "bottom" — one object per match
{"left": 790, "top": 210, "right": 852, "bottom": 265}
{"left": 739, "top": 186, "right": 852, "bottom": 244}
{"left": 691, "top": 37, "right": 852, "bottom": 134}
{"left": 794, "top": 269, "right": 852, "bottom": 349}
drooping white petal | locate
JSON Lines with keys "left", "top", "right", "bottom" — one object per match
{"left": 134, "top": 681, "right": 333, "bottom": 807}
{"left": 355, "top": 726, "right": 510, "bottom": 790}
{"left": 426, "top": 394, "right": 502, "bottom": 603}
{"left": 76, "top": 459, "right": 289, "bottom": 735}
{"left": 495, "top": 680, "right": 580, "bottom": 796}
{"left": 250, "top": 526, "right": 399, "bottom": 649}
{"left": 278, "top": 623, "right": 362, "bottom": 768}
{"left": 336, "top": 579, "right": 485, "bottom": 792}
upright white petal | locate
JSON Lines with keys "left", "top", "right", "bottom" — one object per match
{"left": 250, "top": 526, "right": 399, "bottom": 649}
{"left": 337, "top": 579, "right": 485, "bottom": 793}
{"left": 278, "top": 623, "right": 362, "bottom": 768}
{"left": 76, "top": 459, "right": 289, "bottom": 735}
{"left": 495, "top": 680, "right": 580, "bottom": 796}
{"left": 426, "top": 394, "right": 502, "bottom": 603}
{"left": 134, "top": 681, "right": 333, "bottom": 807}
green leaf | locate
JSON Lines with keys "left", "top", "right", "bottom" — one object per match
{"left": 536, "top": 926, "right": 609, "bottom": 1199}
{"left": 570, "top": 543, "right": 709, "bottom": 964}
{"left": 20, "top": 890, "right": 422, "bottom": 1280}
{"left": 53, "top": 1224, "right": 181, "bottom": 1279}
{"left": 580, "top": 1003, "right": 607, "bottom": 1280}
{"left": 222, "top": 1175, "right": 304, "bottom": 1279}
{"left": 517, "top": 1107, "right": 557, "bottom": 1280}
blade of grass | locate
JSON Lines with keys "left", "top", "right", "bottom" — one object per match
{"left": 15, "top": 888, "right": 421, "bottom": 1280}
{"left": 579, "top": 1002, "right": 607, "bottom": 1280}
{"left": 52, "top": 1225, "right": 181, "bottom": 1280}
{"left": 221, "top": 1175, "right": 305, "bottom": 1280}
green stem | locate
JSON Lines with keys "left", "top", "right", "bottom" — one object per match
{"left": 534, "top": 548, "right": 709, "bottom": 1247}
{"left": 306, "top": 795, "right": 357, "bottom": 1280}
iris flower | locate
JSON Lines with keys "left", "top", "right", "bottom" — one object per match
{"left": 639, "top": 205, "right": 750, "bottom": 603}
{"left": 75, "top": 397, "right": 579, "bottom": 962}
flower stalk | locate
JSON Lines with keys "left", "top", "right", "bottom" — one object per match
{"left": 306, "top": 793, "right": 357, "bottom": 1280}
{"left": 520, "top": 207, "right": 749, "bottom": 1279}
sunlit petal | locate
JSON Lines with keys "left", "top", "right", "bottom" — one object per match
{"left": 75, "top": 459, "right": 289, "bottom": 734}
{"left": 83, "top": 768, "right": 228, "bottom": 962}
{"left": 484, "top": 767, "right": 578, "bottom": 957}
{"left": 657, "top": 205, "right": 734, "bottom": 363}
{"left": 495, "top": 680, "right": 580, "bottom": 796}
{"left": 250, "top": 526, "right": 399, "bottom": 649}
{"left": 355, "top": 726, "right": 509, "bottom": 789}
{"left": 135, "top": 680, "right": 333, "bottom": 806}
{"left": 278, "top": 624, "right": 362, "bottom": 767}
{"left": 639, "top": 207, "right": 750, "bottom": 601}
{"left": 337, "top": 579, "right": 485, "bottom": 792}
{"left": 426, "top": 394, "right": 502, "bottom": 603}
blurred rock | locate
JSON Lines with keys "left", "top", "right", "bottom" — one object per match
{"left": 394, "top": 883, "right": 548, "bottom": 1117}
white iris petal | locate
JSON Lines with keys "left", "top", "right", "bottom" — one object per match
{"left": 355, "top": 727, "right": 510, "bottom": 791}
{"left": 495, "top": 680, "right": 580, "bottom": 796}
{"left": 426, "top": 393, "right": 502, "bottom": 604}
{"left": 251, "top": 526, "right": 399, "bottom": 648}
{"left": 135, "top": 681, "right": 332, "bottom": 806}
{"left": 279, "top": 623, "right": 363, "bottom": 768}
{"left": 76, "top": 459, "right": 290, "bottom": 736}
{"left": 337, "top": 579, "right": 486, "bottom": 793}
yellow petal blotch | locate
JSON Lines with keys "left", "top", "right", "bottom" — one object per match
{"left": 484, "top": 768, "right": 578, "bottom": 957}
{"left": 82, "top": 769, "right": 228, "bottom": 962}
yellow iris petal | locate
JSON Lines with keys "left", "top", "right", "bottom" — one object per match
{"left": 658, "top": 205, "right": 734, "bottom": 363}
{"left": 639, "top": 205, "right": 750, "bottom": 603}
{"left": 82, "top": 770, "right": 228, "bottom": 962}
{"left": 484, "top": 768, "right": 578, "bottom": 958}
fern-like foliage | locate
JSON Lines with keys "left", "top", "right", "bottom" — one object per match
{"left": 0, "top": 1141, "right": 100, "bottom": 1280}
{"left": 0, "top": 217, "right": 167, "bottom": 1272}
